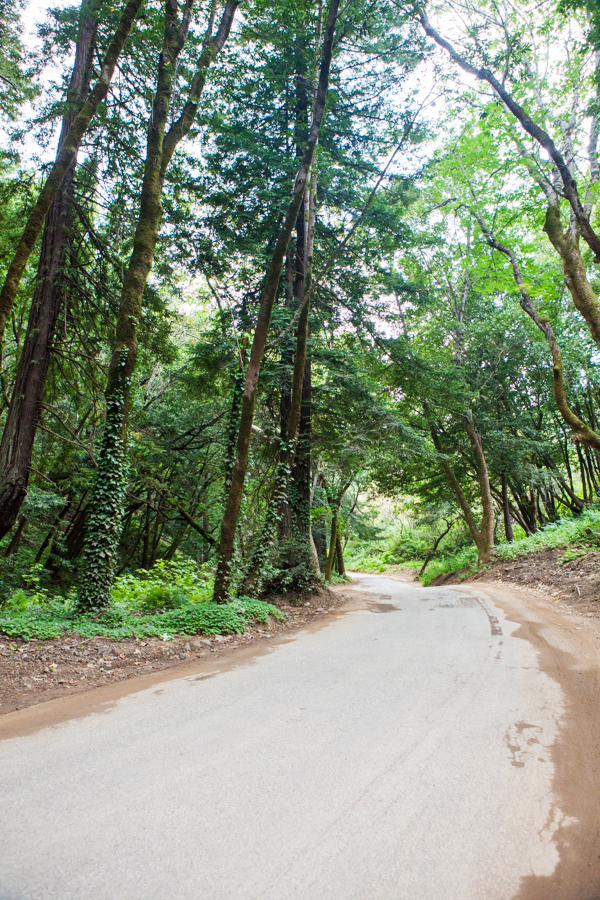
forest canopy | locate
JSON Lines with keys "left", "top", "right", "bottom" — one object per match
{"left": 1, "top": 0, "right": 599, "bottom": 624}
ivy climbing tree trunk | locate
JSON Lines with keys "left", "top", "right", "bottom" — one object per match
{"left": 212, "top": 0, "right": 339, "bottom": 603}
{"left": 0, "top": 0, "right": 101, "bottom": 540}
{"left": 77, "top": 0, "right": 240, "bottom": 610}
{"left": 0, "top": 0, "right": 144, "bottom": 347}
{"left": 242, "top": 171, "right": 317, "bottom": 594}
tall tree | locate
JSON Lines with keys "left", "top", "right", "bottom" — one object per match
{"left": 0, "top": 0, "right": 145, "bottom": 346}
{"left": 0, "top": 0, "right": 102, "bottom": 539}
{"left": 78, "top": 0, "right": 240, "bottom": 610}
{"left": 212, "top": 0, "right": 340, "bottom": 603}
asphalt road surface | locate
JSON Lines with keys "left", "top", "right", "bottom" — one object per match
{"left": 1, "top": 574, "right": 600, "bottom": 900}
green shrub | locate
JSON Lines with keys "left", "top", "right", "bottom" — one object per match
{"left": 0, "top": 556, "right": 286, "bottom": 641}
{"left": 111, "top": 557, "right": 212, "bottom": 609}
{"left": 0, "top": 598, "right": 285, "bottom": 642}
{"left": 493, "top": 507, "right": 600, "bottom": 560}
{"left": 348, "top": 505, "right": 600, "bottom": 586}
{"left": 419, "top": 546, "right": 478, "bottom": 586}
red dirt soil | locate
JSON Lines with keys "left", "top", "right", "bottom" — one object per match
{"left": 431, "top": 545, "right": 600, "bottom": 617}
{"left": 0, "top": 585, "right": 349, "bottom": 714}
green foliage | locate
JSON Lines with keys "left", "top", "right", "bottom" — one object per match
{"left": 0, "top": 0, "right": 37, "bottom": 119}
{"left": 0, "top": 598, "right": 284, "bottom": 642}
{"left": 112, "top": 557, "right": 212, "bottom": 609}
{"left": 493, "top": 507, "right": 600, "bottom": 560}
{"left": 419, "top": 548, "right": 479, "bottom": 586}
{"left": 260, "top": 537, "right": 320, "bottom": 594}
{"left": 356, "top": 506, "right": 600, "bottom": 586}
{"left": 0, "top": 555, "right": 285, "bottom": 640}
{"left": 346, "top": 505, "right": 466, "bottom": 573}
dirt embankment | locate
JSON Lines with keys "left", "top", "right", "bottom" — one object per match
{"left": 0, "top": 586, "right": 348, "bottom": 715}
{"left": 432, "top": 546, "right": 600, "bottom": 617}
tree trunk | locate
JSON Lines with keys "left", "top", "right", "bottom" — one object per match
{"left": 0, "top": 0, "right": 99, "bottom": 539}
{"left": 419, "top": 11, "right": 600, "bottom": 262}
{"left": 335, "top": 533, "right": 345, "bottom": 575}
{"left": 3, "top": 515, "right": 27, "bottom": 557}
{"left": 0, "top": 0, "right": 144, "bottom": 344}
{"left": 471, "top": 204, "right": 600, "bottom": 451}
{"left": 501, "top": 473, "right": 514, "bottom": 542}
{"left": 213, "top": 0, "right": 339, "bottom": 603}
{"left": 431, "top": 417, "right": 494, "bottom": 566}
{"left": 543, "top": 205, "right": 600, "bottom": 349}
{"left": 465, "top": 414, "right": 494, "bottom": 564}
{"left": 324, "top": 510, "right": 338, "bottom": 582}
{"left": 77, "top": 0, "right": 240, "bottom": 610}
{"left": 34, "top": 500, "right": 71, "bottom": 564}
{"left": 418, "top": 518, "right": 454, "bottom": 578}
{"left": 243, "top": 173, "right": 317, "bottom": 593}
{"left": 290, "top": 357, "right": 313, "bottom": 543}
{"left": 310, "top": 531, "right": 321, "bottom": 576}
{"left": 323, "top": 480, "right": 350, "bottom": 582}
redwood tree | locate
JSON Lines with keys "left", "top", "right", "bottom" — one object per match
{"left": 0, "top": 0, "right": 101, "bottom": 539}
{"left": 212, "top": 0, "right": 340, "bottom": 602}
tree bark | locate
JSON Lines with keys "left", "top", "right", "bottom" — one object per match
{"left": 335, "top": 533, "right": 345, "bottom": 575}
{"left": 324, "top": 509, "right": 338, "bottom": 582}
{"left": 323, "top": 480, "right": 350, "bottom": 581}
{"left": 543, "top": 205, "right": 600, "bottom": 348}
{"left": 0, "top": 0, "right": 100, "bottom": 539}
{"left": 3, "top": 515, "right": 27, "bottom": 557}
{"left": 501, "top": 473, "right": 514, "bottom": 542}
{"left": 213, "top": 0, "right": 339, "bottom": 602}
{"left": 465, "top": 414, "right": 495, "bottom": 564}
{"left": 418, "top": 518, "right": 454, "bottom": 577}
{"left": 78, "top": 0, "right": 240, "bottom": 610}
{"left": 431, "top": 420, "right": 494, "bottom": 565}
{"left": 0, "top": 0, "right": 144, "bottom": 345}
{"left": 290, "top": 356, "right": 313, "bottom": 541}
{"left": 243, "top": 168, "right": 317, "bottom": 593}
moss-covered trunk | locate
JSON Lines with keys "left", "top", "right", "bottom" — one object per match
{"left": 77, "top": 0, "right": 240, "bottom": 610}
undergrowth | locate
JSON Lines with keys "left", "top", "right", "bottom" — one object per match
{"left": 0, "top": 557, "right": 285, "bottom": 641}
{"left": 419, "top": 547, "right": 477, "bottom": 586}
{"left": 350, "top": 506, "right": 600, "bottom": 587}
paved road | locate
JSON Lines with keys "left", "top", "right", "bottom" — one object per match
{"left": 0, "top": 575, "right": 585, "bottom": 899}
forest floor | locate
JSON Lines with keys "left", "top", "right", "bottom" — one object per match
{"left": 0, "top": 584, "right": 350, "bottom": 715}
{"left": 429, "top": 546, "right": 600, "bottom": 617}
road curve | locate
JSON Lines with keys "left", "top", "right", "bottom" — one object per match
{"left": 1, "top": 574, "right": 599, "bottom": 900}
